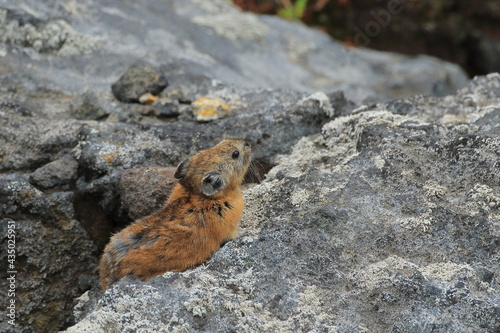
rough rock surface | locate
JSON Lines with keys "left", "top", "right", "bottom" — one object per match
{"left": 0, "top": 0, "right": 467, "bottom": 103}
{"left": 0, "top": 177, "right": 98, "bottom": 333}
{"left": 0, "top": 0, "right": 495, "bottom": 333}
{"left": 66, "top": 75, "right": 500, "bottom": 333}
{"left": 29, "top": 156, "right": 79, "bottom": 189}
{"left": 111, "top": 63, "right": 169, "bottom": 103}
{"left": 118, "top": 167, "right": 177, "bottom": 221}
{"left": 70, "top": 92, "right": 110, "bottom": 121}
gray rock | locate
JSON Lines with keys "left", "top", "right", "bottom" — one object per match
{"left": 0, "top": 108, "right": 82, "bottom": 172}
{"left": 65, "top": 73, "right": 500, "bottom": 333}
{"left": 0, "top": 1, "right": 492, "bottom": 332}
{"left": 118, "top": 167, "right": 177, "bottom": 220}
{"left": 111, "top": 63, "right": 168, "bottom": 103}
{"left": 0, "top": 175, "right": 98, "bottom": 333}
{"left": 29, "top": 156, "right": 79, "bottom": 189}
{"left": 0, "top": 7, "right": 99, "bottom": 56}
{"left": 75, "top": 88, "right": 331, "bottom": 171}
{"left": 117, "top": 99, "right": 180, "bottom": 119}
{"left": 70, "top": 89, "right": 332, "bottom": 224}
{"left": 0, "top": 67, "right": 334, "bottom": 333}
{"left": 70, "top": 92, "right": 109, "bottom": 121}
{"left": 154, "top": 99, "right": 180, "bottom": 118}
{"left": 0, "top": 0, "right": 467, "bottom": 103}
{"left": 326, "top": 90, "right": 357, "bottom": 117}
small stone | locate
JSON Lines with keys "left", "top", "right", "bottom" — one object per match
{"left": 156, "top": 103, "right": 179, "bottom": 118}
{"left": 154, "top": 97, "right": 180, "bottom": 118}
{"left": 111, "top": 63, "right": 168, "bottom": 103}
{"left": 192, "top": 97, "right": 232, "bottom": 122}
{"left": 138, "top": 93, "right": 158, "bottom": 105}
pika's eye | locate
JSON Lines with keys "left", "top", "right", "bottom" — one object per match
{"left": 232, "top": 151, "right": 240, "bottom": 159}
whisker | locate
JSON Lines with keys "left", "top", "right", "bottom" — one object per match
{"left": 245, "top": 159, "right": 264, "bottom": 184}
{"left": 253, "top": 160, "right": 264, "bottom": 183}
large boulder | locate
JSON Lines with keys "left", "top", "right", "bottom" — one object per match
{"left": 0, "top": 0, "right": 467, "bottom": 103}
{"left": 66, "top": 75, "right": 499, "bottom": 333}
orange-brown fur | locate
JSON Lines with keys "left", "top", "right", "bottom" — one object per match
{"left": 99, "top": 139, "right": 251, "bottom": 290}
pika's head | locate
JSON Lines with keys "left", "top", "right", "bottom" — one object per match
{"left": 174, "top": 139, "right": 251, "bottom": 197}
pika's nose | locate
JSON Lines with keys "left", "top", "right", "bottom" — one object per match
{"left": 244, "top": 141, "right": 251, "bottom": 148}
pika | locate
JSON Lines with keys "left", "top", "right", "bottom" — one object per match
{"left": 99, "top": 139, "right": 251, "bottom": 290}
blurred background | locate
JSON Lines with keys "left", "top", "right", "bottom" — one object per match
{"left": 234, "top": 0, "right": 500, "bottom": 77}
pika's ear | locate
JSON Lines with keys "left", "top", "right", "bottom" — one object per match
{"left": 174, "top": 158, "right": 189, "bottom": 179}
{"left": 201, "top": 172, "right": 227, "bottom": 196}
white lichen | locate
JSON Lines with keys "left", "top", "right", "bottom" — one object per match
{"left": 399, "top": 210, "right": 434, "bottom": 233}
{"left": 350, "top": 256, "right": 420, "bottom": 290}
{"left": 0, "top": 9, "right": 100, "bottom": 56}
{"left": 421, "top": 262, "right": 474, "bottom": 282}
{"left": 373, "top": 154, "right": 385, "bottom": 170}
{"left": 423, "top": 180, "right": 448, "bottom": 199}
{"left": 299, "top": 91, "right": 335, "bottom": 117}
{"left": 469, "top": 184, "right": 500, "bottom": 211}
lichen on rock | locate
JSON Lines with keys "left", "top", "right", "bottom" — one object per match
{"left": 0, "top": 8, "right": 99, "bottom": 56}
{"left": 65, "top": 70, "right": 499, "bottom": 333}
{"left": 0, "top": 1, "right": 498, "bottom": 332}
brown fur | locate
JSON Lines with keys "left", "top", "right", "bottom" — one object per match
{"left": 99, "top": 139, "right": 251, "bottom": 290}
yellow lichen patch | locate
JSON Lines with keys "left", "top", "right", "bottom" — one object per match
{"left": 439, "top": 114, "right": 467, "bottom": 125}
{"left": 138, "top": 93, "right": 158, "bottom": 105}
{"left": 192, "top": 97, "right": 232, "bottom": 122}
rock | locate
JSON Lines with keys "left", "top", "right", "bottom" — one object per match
{"left": 130, "top": 98, "right": 180, "bottom": 119}
{"left": 65, "top": 73, "right": 499, "bottom": 333}
{"left": 72, "top": 88, "right": 331, "bottom": 184}
{"left": 0, "top": 0, "right": 467, "bottom": 104}
{"left": 0, "top": 8, "right": 99, "bottom": 56}
{"left": 155, "top": 99, "right": 180, "bottom": 118}
{"left": 111, "top": 63, "right": 168, "bottom": 103}
{"left": 327, "top": 90, "right": 358, "bottom": 117}
{"left": 0, "top": 175, "right": 98, "bottom": 333}
{"left": 70, "top": 92, "right": 109, "bottom": 120}
{"left": 0, "top": 110, "right": 82, "bottom": 172}
{"left": 29, "top": 156, "right": 79, "bottom": 189}
{"left": 118, "top": 167, "right": 177, "bottom": 220}
{"left": 272, "top": 0, "right": 500, "bottom": 77}
{"left": 0, "top": 1, "right": 491, "bottom": 332}
{"left": 138, "top": 93, "right": 158, "bottom": 105}
{"left": 298, "top": 91, "right": 335, "bottom": 117}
